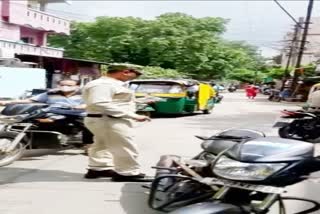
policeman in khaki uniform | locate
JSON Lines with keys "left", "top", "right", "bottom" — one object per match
{"left": 82, "top": 64, "right": 151, "bottom": 181}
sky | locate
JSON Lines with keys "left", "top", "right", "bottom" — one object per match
{"left": 48, "top": 1, "right": 320, "bottom": 57}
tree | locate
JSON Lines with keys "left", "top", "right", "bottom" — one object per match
{"left": 48, "top": 13, "right": 264, "bottom": 80}
{"left": 141, "top": 66, "right": 188, "bottom": 79}
{"left": 227, "top": 68, "right": 264, "bottom": 83}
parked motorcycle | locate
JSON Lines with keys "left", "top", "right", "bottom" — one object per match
{"left": 268, "top": 89, "right": 281, "bottom": 102}
{"left": 228, "top": 85, "right": 237, "bottom": 93}
{"left": 260, "top": 87, "right": 272, "bottom": 95}
{"left": 274, "top": 109, "right": 320, "bottom": 141}
{"left": 148, "top": 129, "right": 265, "bottom": 212}
{"left": 148, "top": 128, "right": 320, "bottom": 213}
{"left": 0, "top": 103, "right": 88, "bottom": 167}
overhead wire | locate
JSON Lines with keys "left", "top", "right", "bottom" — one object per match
{"left": 273, "top": 0, "right": 304, "bottom": 29}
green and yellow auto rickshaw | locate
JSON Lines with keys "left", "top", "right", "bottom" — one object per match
{"left": 129, "top": 79, "right": 216, "bottom": 115}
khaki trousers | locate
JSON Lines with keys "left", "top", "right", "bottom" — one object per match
{"left": 84, "top": 117, "right": 140, "bottom": 175}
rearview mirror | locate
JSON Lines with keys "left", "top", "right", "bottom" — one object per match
{"left": 195, "top": 135, "right": 209, "bottom": 140}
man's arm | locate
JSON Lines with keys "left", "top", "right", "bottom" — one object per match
{"left": 0, "top": 92, "right": 50, "bottom": 106}
{"left": 30, "top": 92, "right": 49, "bottom": 103}
{"left": 0, "top": 99, "right": 33, "bottom": 106}
{"left": 73, "top": 104, "right": 86, "bottom": 109}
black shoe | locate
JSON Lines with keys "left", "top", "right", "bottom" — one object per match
{"left": 84, "top": 169, "right": 116, "bottom": 179}
{"left": 111, "top": 173, "right": 154, "bottom": 182}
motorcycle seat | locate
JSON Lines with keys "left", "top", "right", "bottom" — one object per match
{"left": 226, "top": 137, "right": 314, "bottom": 162}
{"left": 202, "top": 129, "right": 266, "bottom": 155}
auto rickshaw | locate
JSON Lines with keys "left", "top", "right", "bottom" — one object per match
{"left": 129, "top": 79, "right": 216, "bottom": 115}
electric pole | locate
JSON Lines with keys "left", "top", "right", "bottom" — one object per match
{"left": 291, "top": 0, "right": 314, "bottom": 93}
{"left": 285, "top": 25, "right": 299, "bottom": 76}
{"left": 280, "top": 24, "right": 299, "bottom": 90}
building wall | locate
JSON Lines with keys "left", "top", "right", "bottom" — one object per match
{"left": 1, "top": 0, "right": 10, "bottom": 18}
{"left": 7, "top": 0, "right": 70, "bottom": 35}
{"left": 0, "top": 21, "right": 20, "bottom": 41}
{"left": 0, "top": 1, "right": 2, "bottom": 18}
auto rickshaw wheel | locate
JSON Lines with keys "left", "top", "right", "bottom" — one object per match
{"left": 203, "top": 109, "right": 212, "bottom": 114}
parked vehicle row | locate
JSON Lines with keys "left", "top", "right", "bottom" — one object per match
{"left": 144, "top": 82, "right": 320, "bottom": 213}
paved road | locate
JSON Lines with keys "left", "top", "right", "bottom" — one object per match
{"left": 0, "top": 92, "right": 319, "bottom": 214}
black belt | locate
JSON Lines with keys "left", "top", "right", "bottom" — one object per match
{"left": 86, "top": 114, "right": 117, "bottom": 118}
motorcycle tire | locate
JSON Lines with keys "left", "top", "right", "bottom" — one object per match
{"left": 203, "top": 109, "right": 212, "bottom": 114}
{"left": 278, "top": 126, "right": 296, "bottom": 139}
{"left": 0, "top": 131, "right": 27, "bottom": 167}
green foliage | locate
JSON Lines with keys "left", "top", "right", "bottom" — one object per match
{"left": 141, "top": 66, "right": 188, "bottom": 79}
{"left": 302, "top": 64, "right": 316, "bottom": 77}
{"left": 227, "top": 68, "right": 263, "bottom": 83}
{"left": 48, "top": 13, "right": 264, "bottom": 80}
{"left": 265, "top": 67, "right": 287, "bottom": 80}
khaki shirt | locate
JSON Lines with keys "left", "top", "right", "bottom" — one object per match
{"left": 82, "top": 77, "right": 139, "bottom": 119}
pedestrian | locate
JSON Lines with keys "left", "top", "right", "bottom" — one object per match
{"left": 82, "top": 63, "right": 151, "bottom": 181}
{"left": 245, "top": 84, "right": 258, "bottom": 99}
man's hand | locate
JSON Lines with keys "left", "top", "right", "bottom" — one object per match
{"left": 73, "top": 104, "right": 86, "bottom": 110}
{"left": 133, "top": 115, "right": 151, "bottom": 122}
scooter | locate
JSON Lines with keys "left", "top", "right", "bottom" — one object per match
{"left": 274, "top": 109, "right": 320, "bottom": 141}
{"left": 0, "top": 103, "right": 89, "bottom": 167}
{"left": 228, "top": 86, "right": 237, "bottom": 93}
{"left": 148, "top": 128, "right": 320, "bottom": 214}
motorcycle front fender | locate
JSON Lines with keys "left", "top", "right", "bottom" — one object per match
{"left": 169, "top": 202, "right": 244, "bottom": 214}
{"left": 273, "top": 121, "right": 290, "bottom": 128}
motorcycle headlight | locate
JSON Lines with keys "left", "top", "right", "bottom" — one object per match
{"left": 213, "top": 156, "right": 287, "bottom": 181}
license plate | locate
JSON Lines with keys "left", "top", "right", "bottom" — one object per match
{"left": 273, "top": 118, "right": 294, "bottom": 128}
{"left": 199, "top": 177, "right": 285, "bottom": 194}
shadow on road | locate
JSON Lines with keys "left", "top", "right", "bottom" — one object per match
{"left": 120, "top": 183, "right": 162, "bottom": 214}
{"left": 22, "top": 149, "right": 84, "bottom": 157}
{"left": 151, "top": 113, "right": 201, "bottom": 119}
{"left": 0, "top": 167, "right": 108, "bottom": 184}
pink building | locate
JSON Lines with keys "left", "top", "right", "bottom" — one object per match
{"left": 0, "top": 0, "right": 70, "bottom": 58}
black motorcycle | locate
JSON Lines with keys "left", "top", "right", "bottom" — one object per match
{"left": 228, "top": 86, "right": 237, "bottom": 93}
{"left": 0, "top": 103, "right": 89, "bottom": 167}
{"left": 274, "top": 109, "right": 320, "bottom": 141}
{"left": 148, "top": 129, "right": 320, "bottom": 214}
{"left": 268, "top": 89, "right": 281, "bottom": 102}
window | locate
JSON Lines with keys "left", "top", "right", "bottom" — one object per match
{"left": 34, "top": 13, "right": 37, "bottom": 18}
{"left": 130, "top": 83, "right": 183, "bottom": 94}
{"left": 27, "top": 11, "right": 30, "bottom": 16}
{"left": 21, "top": 37, "right": 34, "bottom": 44}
